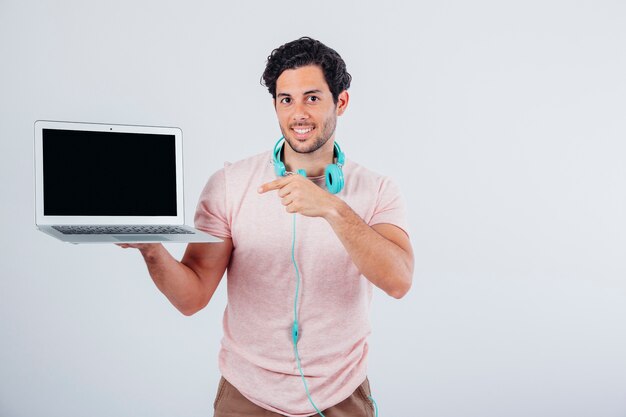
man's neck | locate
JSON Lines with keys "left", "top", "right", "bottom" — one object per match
{"left": 283, "top": 138, "right": 336, "bottom": 177}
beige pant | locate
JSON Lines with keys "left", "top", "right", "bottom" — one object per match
{"left": 213, "top": 376, "right": 375, "bottom": 417}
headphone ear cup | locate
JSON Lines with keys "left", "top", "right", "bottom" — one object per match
{"left": 273, "top": 136, "right": 288, "bottom": 177}
{"left": 325, "top": 164, "right": 344, "bottom": 194}
{"left": 274, "top": 161, "right": 286, "bottom": 177}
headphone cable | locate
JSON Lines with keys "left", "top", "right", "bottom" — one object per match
{"left": 292, "top": 213, "right": 327, "bottom": 417}
{"left": 291, "top": 213, "right": 379, "bottom": 417}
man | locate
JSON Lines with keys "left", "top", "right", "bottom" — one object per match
{"left": 120, "top": 37, "right": 413, "bottom": 417}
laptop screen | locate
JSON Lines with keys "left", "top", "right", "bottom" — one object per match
{"left": 42, "top": 128, "right": 177, "bottom": 216}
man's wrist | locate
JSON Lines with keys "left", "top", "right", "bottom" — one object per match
{"left": 324, "top": 197, "right": 349, "bottom": 225}
{"left": 139, "top": 243, "right": 164, "bottom": 261}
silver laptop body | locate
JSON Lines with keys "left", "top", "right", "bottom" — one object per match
{"left": 34, "top": 120, "right": 220, "bottom": 244}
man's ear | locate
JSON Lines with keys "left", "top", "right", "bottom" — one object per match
{"left": 336, "top": 90, "right": 350, "bottom": 116}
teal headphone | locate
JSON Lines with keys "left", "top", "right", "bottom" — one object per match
{"left": 272, "top": 137, "right": 345, "bottom": 194}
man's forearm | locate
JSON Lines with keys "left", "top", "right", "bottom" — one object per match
{"left": 139, "top": 244, "right": 205, "bottom": 315}
{"left": 324, "top": 201, "right": 413, "bottom": 298}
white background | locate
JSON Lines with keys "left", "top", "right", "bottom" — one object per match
{"left": 1, "top": 1, "right": 625, "bottom": 416}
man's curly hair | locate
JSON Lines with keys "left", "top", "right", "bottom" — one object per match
{"left": 261, "top": 37, "right": 352, "bottom": 104}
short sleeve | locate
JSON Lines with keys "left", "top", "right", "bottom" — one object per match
{"left": 194, "top": 168, "right": 231, "bottom": 238}
{"left": 368, "top": 177, "right": 410, "bottom": 236}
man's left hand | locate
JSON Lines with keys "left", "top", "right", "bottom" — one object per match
{"left": 258, "top": 175, "right": 340, "bottom": 218}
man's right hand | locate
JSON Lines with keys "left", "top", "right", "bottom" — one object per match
{"left": 116, "top": 243, "right": 162, "bottom": 256}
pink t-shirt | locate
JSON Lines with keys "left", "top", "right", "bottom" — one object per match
{"left": 194, "top": 150, "right": 408, "bottom": 416}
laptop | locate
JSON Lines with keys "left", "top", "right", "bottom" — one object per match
{"left": 34, "top": 120, "right": 221, "bottom": 244}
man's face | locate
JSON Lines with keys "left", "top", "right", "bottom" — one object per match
{"left": 274, "top": 65, "right": 348, "bottom": 154}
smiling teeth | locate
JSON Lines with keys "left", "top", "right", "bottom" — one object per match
{"left": 294, "top": 127, "right": 313, "bottom": 134}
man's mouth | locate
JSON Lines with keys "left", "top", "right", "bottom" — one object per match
{"left": 291, "top": 126, "right": 315, "bottom": 138}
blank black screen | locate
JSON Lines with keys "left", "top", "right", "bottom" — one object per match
{"left": 43, "top": 128, "right": 177, "bottom": 216}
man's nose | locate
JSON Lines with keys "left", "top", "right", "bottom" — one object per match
{"left": 292, "top": 102, "right": 309, "bottom": 121}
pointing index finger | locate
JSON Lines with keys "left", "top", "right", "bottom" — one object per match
{"left": 258, "top": 177, "right": 286, "bottom": 194}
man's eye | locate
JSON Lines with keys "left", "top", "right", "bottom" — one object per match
{"left": 280, "top": 97, "right": 291, "bottom": 104}
{"left": 308, "top": 96, "right": 319, "bottom": 102}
